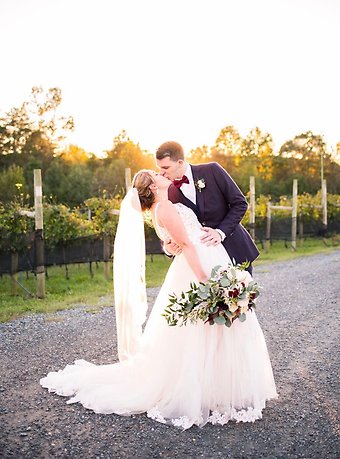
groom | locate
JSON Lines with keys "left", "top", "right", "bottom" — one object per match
{"left": 155, "top": 141, "right": 259, "bottom": 274}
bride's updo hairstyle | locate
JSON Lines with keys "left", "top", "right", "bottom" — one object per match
{"left": 132, "top": 170, "right": 156, "bottom": 211}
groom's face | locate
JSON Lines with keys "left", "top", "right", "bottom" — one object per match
{"left": 156, "top": 157, "right": 185, "bottom": 181}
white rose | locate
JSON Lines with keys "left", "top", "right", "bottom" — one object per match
{"left": 228, "top": 302, "right": 238, "bottom": 313}
{"left": 235, "top": 269, "right": 252, "bottom": 287}
{"left": 227, "top": 271, "right": 235, "bottom": 281}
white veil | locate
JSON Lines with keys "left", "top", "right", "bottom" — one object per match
{"left": 113, "top": 188, "right": 147, "bottom": 361}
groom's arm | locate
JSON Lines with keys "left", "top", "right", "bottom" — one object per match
{"left": 211, "top": 163, "right": 248, "bottom": 238}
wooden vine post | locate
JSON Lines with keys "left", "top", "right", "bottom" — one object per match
{"left": 249, "top": 176, "right": 255, "bottom": 241}
{"left": 291, "top": 179, "right": 298, "bottom": 251}
{"left": 103, "top": 235, "right": 111, "bottom": 280}
{"left": 104, "top": 168, "right": 131, "bottom": 279}
{"left": 34, "top": 169, "right": 45, "bottom": 298}
{"left": 265, "top": 179, "right": 298, "bottom": 253}
{"left": 265, "top": 201, "right": 272, "bottom": 254}
{"left": 321, "top": 179, "right": 327, "bottom": 231}
{"left": 10, "top": 253, "right": 19, "bottom": 295}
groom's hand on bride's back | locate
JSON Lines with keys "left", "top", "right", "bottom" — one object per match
{"left": 200, "top": 227, "right": 223, "bottom": 247}
{"left": 163, "top": 238, "right": 182, "bottom": 256}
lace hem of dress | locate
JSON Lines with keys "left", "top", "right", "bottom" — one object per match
{"left": 147, "top": 405, "right": 266, "bottom": 429}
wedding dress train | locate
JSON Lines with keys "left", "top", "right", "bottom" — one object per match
{"left": 40, "top": 203, "right": 278, "bottom": 429}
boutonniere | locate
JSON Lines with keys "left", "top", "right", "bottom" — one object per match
{"left": 195, "top": 178, "right": 206, "bottom": 192}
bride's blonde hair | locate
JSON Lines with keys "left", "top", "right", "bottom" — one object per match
{"left": 132, "top": 170, "right": 156, "bottom": 211}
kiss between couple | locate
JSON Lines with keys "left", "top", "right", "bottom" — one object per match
{"left": 40, "top": 141, "right": 278, "bottom": 429}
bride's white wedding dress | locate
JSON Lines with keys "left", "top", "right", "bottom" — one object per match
{"left": 40, "top": 203, "right": 278, "bottom": 429}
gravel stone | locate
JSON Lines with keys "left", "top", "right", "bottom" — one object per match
{"left": 0, "top": 250, "right": 339, "bottom": 458}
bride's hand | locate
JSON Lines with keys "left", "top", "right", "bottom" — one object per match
{"left": 164, "top": 238, "right": 182, "bottom": 256}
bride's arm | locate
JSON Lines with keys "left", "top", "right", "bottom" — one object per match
{"left": 156, "top": 201, "right": 208, "bottom": 283}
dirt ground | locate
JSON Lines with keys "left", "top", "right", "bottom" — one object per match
{"left": 1, "top": 250, "right": 339, "bottom": 458}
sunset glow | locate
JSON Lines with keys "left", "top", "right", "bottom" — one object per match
{"left": 1, "top": 0, "right": 339, "bottom": 156}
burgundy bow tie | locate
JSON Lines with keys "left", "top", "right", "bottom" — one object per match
{"left": 173, "top": 175, "right": 189, "bottom": 189}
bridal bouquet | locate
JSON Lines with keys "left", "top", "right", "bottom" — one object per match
{"left": 163, "top": 262, "right": 260, "bottom": 327}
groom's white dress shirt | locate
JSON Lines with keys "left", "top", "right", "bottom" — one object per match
{"left": 179, "top": 165, "right": 196, "bottom": 204}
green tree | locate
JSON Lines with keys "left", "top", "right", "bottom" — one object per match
{"left": 0, "top": 86, "right": 74, "bottom": 175}
{"left": 43, "top": 203, "right": 94, "bottom": 248}
{"left": 277, "top": 131, "right": 338, "bottom": 194}
{"left": 59, "top": 144, "right": 92, "bottom": 164}
{"left": 241, "top": 127, "right": 274, "bottom": 181}
{"left": 210, "top": 126, "right": 243, "bottom": 178}
{"left": 26, "top": 86, "right": 74, "bottom": 143}
{"left": 92, "top": 159, "right": 126, "bottom": 197}
{"left": 0, "top": 165, "right": 28, "bottom": 204}
{"left": 187, "top": 145, "right": 211, "bottom": 164}
{"left": 215, "top": 125, "right": 243, "bottom": 158}
{"left": 0, "top": 201, "right": 34, "bottom": 253}
{"left": 0, "top": 104, "right": 32, "bottom": 168}
{"left": 211, "top": 126, "right": 243, "bottom": 175}
{"left": 105, "top": 130, "right": 154, "bottom": 182}
{"left": 58, "top": 165, "right": 94, "bottom": 207}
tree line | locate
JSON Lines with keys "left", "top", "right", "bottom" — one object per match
{"left": 1, "top": 86, "right": 340, "bottom": 210}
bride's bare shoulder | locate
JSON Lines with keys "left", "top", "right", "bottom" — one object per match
{"left": 156, "top": 200, "right": 178, "bottom": 220}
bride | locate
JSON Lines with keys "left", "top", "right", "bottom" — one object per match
{"left": 40, "top": 170, "right": 278, "bottom": 429}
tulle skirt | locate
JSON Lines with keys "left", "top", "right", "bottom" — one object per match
{"left": 40, "top": 242, "right": 278, "bottom": 429}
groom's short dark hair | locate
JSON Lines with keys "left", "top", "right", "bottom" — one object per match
{"left": 156, "top": 141, "right": 184, "bottom": 161}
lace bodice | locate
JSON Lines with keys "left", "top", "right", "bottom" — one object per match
{"left": 155, "top": 203, "right": 203, "bottom": 245}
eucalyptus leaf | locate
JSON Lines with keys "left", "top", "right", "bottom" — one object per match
{"left": 239, "top": 313, "right": 246, "bottom": 322}
{"left": 198, "top": 291, "right": 208, "bottom": 300}
{"left": 213, "top": 315, "right": 226, "bottom": 325}
{"left": 220, "top": 277, "right": 230, "bottom": 287}
{"left": 211, "top": 265, "right": 222, "bottom": 278}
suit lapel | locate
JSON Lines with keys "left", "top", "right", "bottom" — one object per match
{"left": 191, "top": 165, "right": 205, "bottom": 221}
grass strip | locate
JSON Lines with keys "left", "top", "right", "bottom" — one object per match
{"left": 0, "top": 237, "right": 338, "bottom": 322}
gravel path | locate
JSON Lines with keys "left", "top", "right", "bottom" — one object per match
{"left": 1, "top": 251, "right": 339, "bottom": 458}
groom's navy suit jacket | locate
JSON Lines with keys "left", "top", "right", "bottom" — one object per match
{"left": 168, "top": 162, "right": 260, "bottom": 265}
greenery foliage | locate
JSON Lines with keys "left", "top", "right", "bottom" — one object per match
{"left": 0, "top": 87, "right": 339, "bottom": 255}
{"left": 241, "top": 192, "right": 340, "bottom": 226}
{"left": 43, "top": 204, "right": 94, "bottom": 248}
{"left": 1, "top": 87, "right": 340, "bottom": 210}
{"left": 84, "top": 196, "right": 121, "bottom": 237}
{"left": 0, "top": 201, "right": 34, "bottom": 253}
{"left": 0, "top": 191, "right": 338, "bottom": 255}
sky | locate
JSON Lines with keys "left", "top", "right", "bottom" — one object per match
{"left": 0, "top": 0, "right": 339, "bottom": 156}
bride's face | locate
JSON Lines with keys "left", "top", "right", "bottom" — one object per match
{"left": 149, "top": 171, "right": 171, "bottom": 189}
